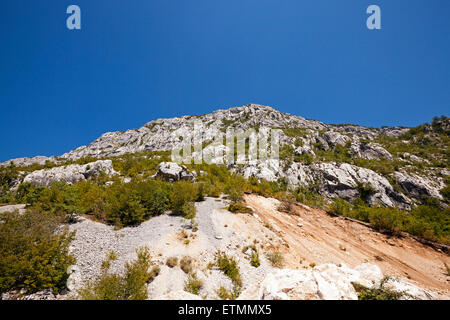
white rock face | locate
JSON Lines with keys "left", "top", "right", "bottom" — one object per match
{"left": 317, "top": 131, "right": 351, "bottom": 151}
{"left": 22, "top": 160, "right": 118, "bottom": 187}
{"left": 253, "top": 263, "right": 434, "bottom": 300}
{"left": 383, "top": 278, "right": 435, "bottom": 300}
{"left": 393, "top": 171, "right": 444, "bottom": 200}
{"left": 314, "top": 162, "right": 411, "bottom": 208}
{"left": 350, "top": 140, "right": 393, "bottom": 160}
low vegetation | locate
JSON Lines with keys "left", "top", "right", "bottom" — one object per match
{"left": 180, "top": 256, "right": 194, "bottom": 274}
{"left": 0, "top": 210, "right": 75, "bottom": 294}
{"left": 352, "top": 277, "right": 404, "bottom": 300}
{"left": 329, "top": 197, "right": 450, "bottom": 244}
{"left": 166, "top": 257, "right": 178, "bottom": 268}
{"left": 184, "top": 273, "right": 204, "bottom": 295}
{"left": 214, "top": 251, "right": 242, "bottom": 295}
{"left": 215, "top": 285, "right": 239, "bottom": 300}
{"left": 266, "top": 251, "right": 285, "bottom": 268}
{"left": 78, "top": 247, "right": 156, "bottom": 300}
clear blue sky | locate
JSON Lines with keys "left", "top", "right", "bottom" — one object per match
{"left": 1, "top": 1, "right": 449, "bottom": 161}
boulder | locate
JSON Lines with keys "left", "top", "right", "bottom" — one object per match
{"left": 66, "top": 265, "right": 82, "bottom": 292}
{"left": 0, "top": 204, "right": 26, "bottom": 215}
{"left": 22, "top": 160, "right": 118, "bottom": 187}
{"left": 322, "top": 131, "right": 351, "bottom": 148}
{"left": 154, "top": 162, "right": 195, "bottom": 182}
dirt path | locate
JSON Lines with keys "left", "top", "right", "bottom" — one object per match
{"left": 244, "top": 194, "right": 450, "bottom": 297}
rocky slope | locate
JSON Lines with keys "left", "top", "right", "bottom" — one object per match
{"left": 4, "top": 195, "right": 447, "bottom": 300}
{"left": 3, "top": 104, "right": 448, "bottom": 210}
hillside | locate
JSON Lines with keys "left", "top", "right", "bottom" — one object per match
{"left": 0, "top": 104, "right": 449, "bottom": 300}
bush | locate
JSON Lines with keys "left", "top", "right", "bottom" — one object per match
{"left": 224, "top": 175, "right": 246, "bottom": 203}
{"left": 184, "top": 273, "right": 203, "bottom": 295}
{"left": 352, "top": 277, "right": 404, "bottom": 300}
{"left": 266, "top": 251, "right": 284, "bottom": 268}
{"left": 227, "top": 202, "right": 253, "bottom": 214}
{"left": 166, "top": 257, "right": 178, "bottom": 268}
{"left": 78, "top": 247, "right": 154, "bottom": 300}
{"left": 215, "top": 251, "right": 242, "bottom": 288}
{"left": 329, "top": 196, "right": 450, "bottom": 244}
{"left": 250, "top": 250, "right": 260, "bottom": 268}
{"left": 171, "top": 181, "right": 197, "bottom": 218}
{"left": 180, "top": 256, "right": 194, "bottom": 274}
{"left": 0, "top": 210, "right": 76, "bottom": 294}
{"left": 367, "top": 207, "right": 404, "bottom": 235}
{"left": 215, "top": 286, "right": 239, "bottom": 300}
{"left": 357, "top": 182, "right": 375, "bottom": 203}
{"left": 0, "top": 165, "right": 19, "bottom": 201}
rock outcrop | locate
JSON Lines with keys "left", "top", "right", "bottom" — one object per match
{"left": 22, "top": 160, "right": 118, "bottom": 187}
{"left": 0, "top": 155, "right": 57, "bottom": 168}
{"left": 154, "top": 162, "right": 196, "bottom": 182}
{"left": 236, "top": 161, "right": 411, "bottom": 209}
{"left": 393, "top": 171, "right": 444, "bottom": 200}
{"left": 349, "top": 140, "right": 393, "bottom": 160}
{"left": 312, "top": 162, "right": 410, "bottom": 208}
{"left": 247, "top": 263, "right": 435, "bottom": 300}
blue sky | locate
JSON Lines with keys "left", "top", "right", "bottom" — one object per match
{"left": 1, "top": 1, "right": 449, "bottom": 161}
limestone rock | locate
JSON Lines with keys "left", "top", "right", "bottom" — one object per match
{"left": 393, "top": 171, "right": 444, "bottom": 200}
{"left": 350, "top": 140, "right": 393, "bottom": 160}
{"left": 255, "top": 262, "right": 433, "bottom": 300}
{"left": 22, "top": 160, "right": 118, "bottom": 187}
{"left": 154, "top": 162, "right": 195, "bottom": 182}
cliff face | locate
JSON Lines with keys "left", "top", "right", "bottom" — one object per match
{"left": 2, "top": 104, "right": 449, "bottom": 210}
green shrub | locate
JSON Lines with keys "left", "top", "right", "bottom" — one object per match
{"left": 352, "top": 277, "right": 404, "bottom": 300}
{"left": 78, "top": 247, "right": 154, "bottom": 300}
{"left": 215, "top": 286, "right": 239, "bottom": 300}
{"left": 250, "top": 249, "right": 260, "bottom": 268}
{"left": 357, "top": 182, "right": 375, "bottom": 203}
{"left": 171, "top": 181, "right": 197, "bottom": 218}
{"left": 184, "top": 273, "right": 203, "bottom": 295}
{"left": 329, "top": 196, "right": 450, "bottom": 244}
{"left": 227, "top": 202, "right": 253, "bottom": 213}
{"left": 215, "top": 251, "right": 242, "bottom": 288}
{"left": 224, "top": 175, "right": 246, "bottom": 203}
{"left": 0, "top": 210, "right": 76, "bottom": 294}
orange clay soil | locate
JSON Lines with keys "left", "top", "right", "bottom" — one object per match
{"left": 244, "top": 194, "right": 450, "bottom": 297}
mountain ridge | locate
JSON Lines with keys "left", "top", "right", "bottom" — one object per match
{"left": 2, "top": 103, "right": 413, "bottom": 166}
